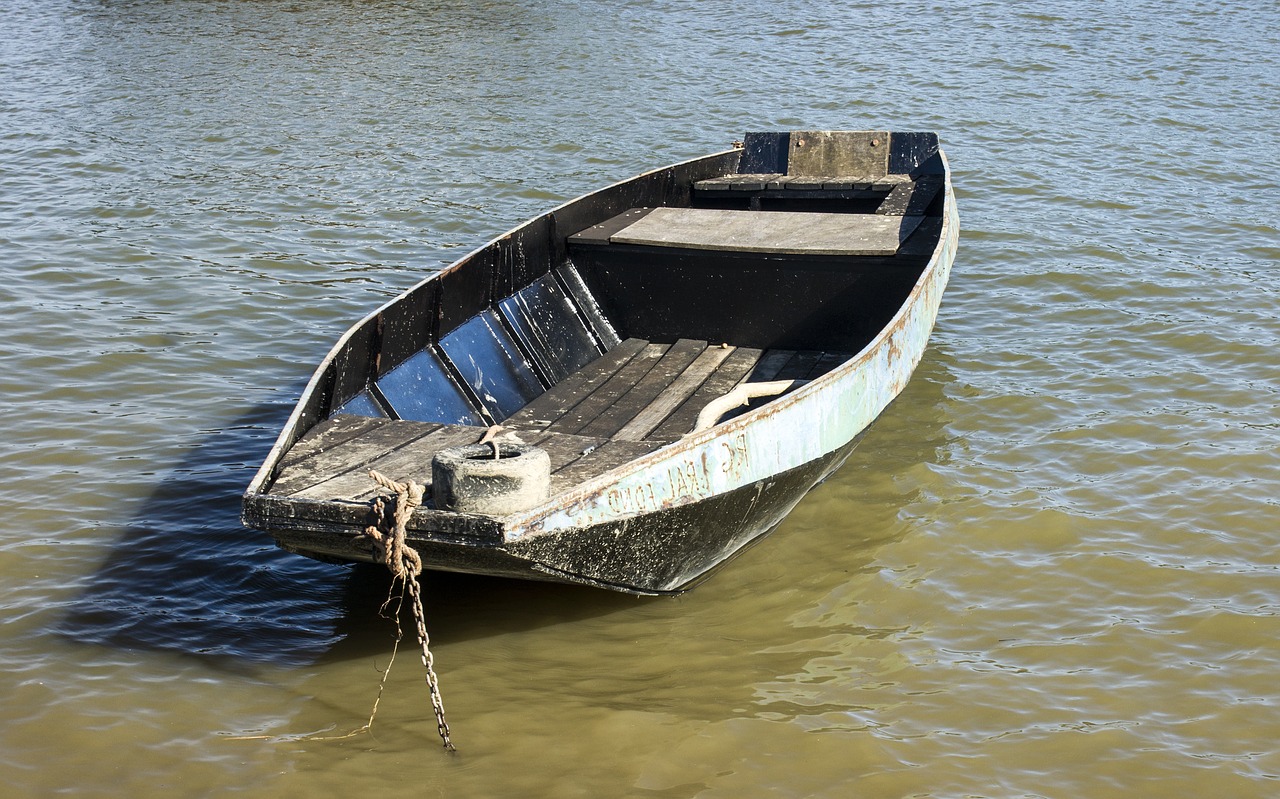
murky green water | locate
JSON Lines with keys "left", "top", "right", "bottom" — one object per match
{"left": 2, "top": 0, "right": 1277, "bottom": 795}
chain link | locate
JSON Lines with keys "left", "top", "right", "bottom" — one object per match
{"left": 406, "top": 571, "right": 453, "bottom": 749}
{"left": 365, "top": 470, "right": 455, "bottom": 751}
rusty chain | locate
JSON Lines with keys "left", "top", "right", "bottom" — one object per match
{"left": 364, "top": 470, "right": 455, "bottom": 751}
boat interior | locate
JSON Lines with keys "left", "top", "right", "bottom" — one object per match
{"left": 261, "top": 131, "right": 947, "bottom": 512}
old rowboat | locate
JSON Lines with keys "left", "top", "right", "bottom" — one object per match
{"left": 242, "top": 130, "right": 958, "bottom": 595}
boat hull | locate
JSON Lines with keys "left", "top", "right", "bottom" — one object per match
{"left": 242, "top": 132, "right": 958, "bottom": 595}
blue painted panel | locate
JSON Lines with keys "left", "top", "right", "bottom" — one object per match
{"left": 375, "top": 349, "right": 481, "bottom": 425}
{"left": 498, "top": 274, "right": 600, "bottom": 384}
{"left": 438, "top": 309, "right": 543, "bottom": 420}
{"left": 333, "top": 389, "right": 387, "bottom": 419}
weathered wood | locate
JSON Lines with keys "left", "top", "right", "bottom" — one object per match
{"left": 610, "top": 207, "right": 924, "bottom": 257}
{"left": 502, "top": 338, "right": 649, "bottom": 432}
{"left": 376, "top": 280, "right": 434, "bottom": 377}
{"left": 888, "top": 132, "right": 940, "bottom": 175}
{"left": 762, "top": 175, "right": 908, "bottom": 191}
{"left": 694, "top": 174, "right": 782, "bottom": 192}
{"left": 781, "top": 176, "right": 831, "bottom": 190}
{"left": 749, "top": 349, "right": 797, "bottom": 382}
{"left": 271, "top": 418, "right": 447, "bottom": 497}
{"left": 876, "top": 175, "right": 944, "bottom": 217}
{"left": 522, "top": 429, "right": 609, "bottom": 472}
{"left": 567, "top": 207, "right": 657, "bottom": 246}
{"left": 437, "top": 308, "right": 544, "bottom": 420}
{"left": 774, "top": 350, "right": 825, "bottom": 381}
{"left": 289, "top": 424, "right": 485, "bottom": 503}
{"left": 577, "top": 339, "right": 708, "bottom": 439}
{"left": 804, "top": 351, "right": 853, "bottom": 379}
{"left": 548, "top": 343, "right": 670, "bottom": 435}
{"left": 613, "top": 344, "right": 737, "bottom": 441}
{"left": 549, "top": 439, "right": 667, "bottom": 493}
{"left": 788, "top": 131, "right": 890, "bottom": 177}
{"left": 570, "top": 240, "right": 930, "bottom": 351}
{"left": 331, "top": 317, "right": 380, "bottom": 412}
{"left": 276, "top": 414, "right": 388, "bottom": 472}
{"left": 647, "top": 346, "right": 763, "bottom": 440}
{"left": 819, "top": 178, "right": 863, "bottom": 191}
{"left": 739, "top": 131, "right": 790, "bottom": 174}
{"left": 244, "top": 130, "right": 956, "bottom": 595}
{"left": 498, "top": 273, "right": 602, "bottom": 385}
{"left": 553, "top": 263, "right": 622, "bottom": 349}
{"left": 897, "top": 216, "right": 945, "bottom": 257}
{"left": 248, "top": 492, "right": 503, "bottom": 542}
{"left": 702, "top": 347, "right": 799, "bottom": 425}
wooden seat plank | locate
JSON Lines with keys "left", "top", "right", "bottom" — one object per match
{"left": 876, "top": 175, "right": 944, "bottom": 216}
{"left": 610, "top": 207, "right": 923, "bottom": 257}
{"left": 501, "top": 337, "right": 649, "bottom": 432}
{"left": 566, "top": 209, "right": 657, "bottom": 247}
{"left": 576, "top": 339, "right": 708, "bottom": 439}
{"left": 647, "top": 347, "right": 764, "bottom": 440}
{"left": 613, "top": 344, "right": 738, "bottom": 442}
{"left": 289, "top": 424, "right": 486, "bottom": 503}
{"left": 765, "top": 174, "right": 909, "bottom": 191}
{"left": 694, "top": 174, "right": 782, "bottom": 191}
{"left": 543, "top": 342, "right": 671, "bottom": 436}
{"left": 270, "top": 418, "right": 447, "bottom": 497}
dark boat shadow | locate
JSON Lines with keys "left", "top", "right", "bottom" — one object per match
{"left": 54, "top": 398, "right": 641, "bottom": 671}
{"left": 322, "top": 566, "right": 649, "bottom": 666}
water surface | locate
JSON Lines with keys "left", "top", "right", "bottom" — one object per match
{"left": 2, "top": 0, "right": 1278, "bottom": 796}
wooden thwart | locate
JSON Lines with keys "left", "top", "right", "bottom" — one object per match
{"left": 610, "top": 208, "right": 924, "bottom": 257}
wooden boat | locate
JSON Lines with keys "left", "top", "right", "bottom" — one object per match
{"left": 242, "top": 130, "right": 958, "bottom": 595}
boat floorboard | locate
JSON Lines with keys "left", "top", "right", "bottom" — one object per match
{"left": 265, "top": 338, "right": 851, "bottom": 509}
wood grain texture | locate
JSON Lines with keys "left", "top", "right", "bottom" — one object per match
{"left": 610, "top": 207, "right": 923, "bottom": 256}
{"left": 787, "top": 130, "right": 890, "bottom": 177}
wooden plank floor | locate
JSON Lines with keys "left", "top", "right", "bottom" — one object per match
{"left": 267, "top": 338, "right": 850, "bottom": 506}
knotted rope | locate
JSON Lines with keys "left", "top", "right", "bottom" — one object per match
{"left": 364, "top": 469, "right": 455, "bottom": 751}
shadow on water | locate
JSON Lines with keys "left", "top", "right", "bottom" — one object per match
{"left": 324, "top": 566, "right": 651, "bottom": 667}
{"left": 55, "top": 399, "right": 641, "bottom": 669}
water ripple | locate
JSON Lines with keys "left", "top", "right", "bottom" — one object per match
{"left": 2, "top": 0, "right": 1279, "bottom": 795}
